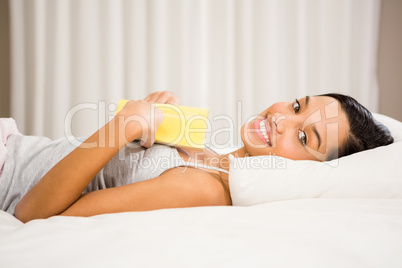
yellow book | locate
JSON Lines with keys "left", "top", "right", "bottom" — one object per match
{"left": 115, "top": 100, "right": 209, "bottom": 149}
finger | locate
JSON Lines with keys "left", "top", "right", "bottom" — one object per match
{"left": 154, "top": 96, "right": 171, "bottom": 104}
{"left": 144, "top": 91, "right": 180, "bottom": 105}
{"left": 144, "top": 92, "right": 159, "bottom": 103}
{"left": 164, "top": 91, "right": 180, "bottom": 105}
{"left": 156, "top": 92, "right": 180, "bottom": 104}
{"left": 166, "top": 97, "right": 180, "bottom": 105}
{"left": 140, "top": 135, "right": 155, "bottom": 148}
{"left": 148, "top": 91, "right": 168, "bottom": 104}
{"left": 144, "top": 97, "right": 156, "bottom": 103}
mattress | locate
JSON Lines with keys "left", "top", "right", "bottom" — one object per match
{"left": 1, "top": 198, "right": 401, "bottom": 268}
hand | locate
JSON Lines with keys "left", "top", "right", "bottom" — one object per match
{"left": 144, "top": 91, "right": 180, "bottom": 105}
{"left": 116, "top": 100, "right": 164, "bottom": 148}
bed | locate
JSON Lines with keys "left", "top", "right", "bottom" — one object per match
{"left": 0, "top": 113, "right": 401, "bottom": 268}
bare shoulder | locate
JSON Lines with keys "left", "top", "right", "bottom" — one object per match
{"left": 158, "top": 166, "right": 232, "bottom": 206}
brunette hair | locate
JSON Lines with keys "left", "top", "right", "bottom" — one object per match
{"left": 320, "top": 93, "right": 394, "bottom": 160}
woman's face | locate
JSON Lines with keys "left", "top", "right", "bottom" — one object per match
{"left": 241, "top": 96, "right": 350, "bottom": 161}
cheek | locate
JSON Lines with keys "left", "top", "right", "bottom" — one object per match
{"left": 240, "top": 122, "right": 248, "bottom": 140}
{"left": 269, "top": 103, "right": 287, "bottom": 113}
{"left": 274, "top": 136, "right": 305, "bottom": 160}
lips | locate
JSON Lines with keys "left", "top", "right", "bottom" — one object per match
{"left": 253, "top": 117, "right": 271, "bottom": 146}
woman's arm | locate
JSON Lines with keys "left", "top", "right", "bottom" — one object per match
{"left": 59, "top": 167, "right": 229, "bottom": 217}
{"left": 15, "top": 100, "right": 164, "bottom": 223}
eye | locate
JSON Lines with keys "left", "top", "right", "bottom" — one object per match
{"left": 298, "top": 130, "right": 307, "bottom": 146}
{"left": 293, "top": 99, "right": 301, "bottom": 114}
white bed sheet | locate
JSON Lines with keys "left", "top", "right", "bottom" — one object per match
{"left": 1, "top": 199, "right": 401, "bottom": 268}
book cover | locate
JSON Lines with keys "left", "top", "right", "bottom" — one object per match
{"left": 115, "top": 100, "right": 209, "bottom": 149}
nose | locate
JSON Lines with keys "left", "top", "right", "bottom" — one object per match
{"left": 273, "top": 112, "right": 298, "bottom": 134}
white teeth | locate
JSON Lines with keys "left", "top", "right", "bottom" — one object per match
{"left": 259, "top": 120, "right": 270, "bottom": 145}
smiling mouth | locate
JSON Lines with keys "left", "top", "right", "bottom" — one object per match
{"left": 254, "top": 118, "right": 271, "bottom": 146}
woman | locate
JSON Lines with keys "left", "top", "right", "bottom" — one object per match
{"left": 0, "top": 91, "right": 393, "bottom": 222}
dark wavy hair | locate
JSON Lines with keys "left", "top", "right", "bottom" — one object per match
{"left": 319, "top": 93, "right": 394, "bottom": 160}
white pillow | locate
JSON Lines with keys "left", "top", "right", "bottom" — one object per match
{"left": 229, "top": 113, "right": 402, "bottom": 206}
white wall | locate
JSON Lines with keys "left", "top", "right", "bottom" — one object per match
{"left": 1, "top": 1, "right": 401, "bottom": 122}
{"left": 378, "top": 0, "right": 402, "bottom": 121}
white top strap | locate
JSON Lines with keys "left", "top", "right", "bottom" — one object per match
{"left": 178, "top": 162, "right": 229, "bottom": 174}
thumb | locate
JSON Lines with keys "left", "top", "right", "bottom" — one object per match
{"left": 140, "top": 131, "right": 156, "bottom": 148}
{"left": 139, "top": 139, "right": 152, "bottom": 148}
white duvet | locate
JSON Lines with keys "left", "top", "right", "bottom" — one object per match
{"left": 1, "top": 199, "right": 401, "bottom": 268}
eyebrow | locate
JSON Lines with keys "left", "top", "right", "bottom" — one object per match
{"left": 312, "top": 125, "right": 322, "bottom": 150}
{"left": 304, "top": 95, "right": 321, "bottom": 150}
{"left": 305, "top": 95, "right": 310, "bottom": 107}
